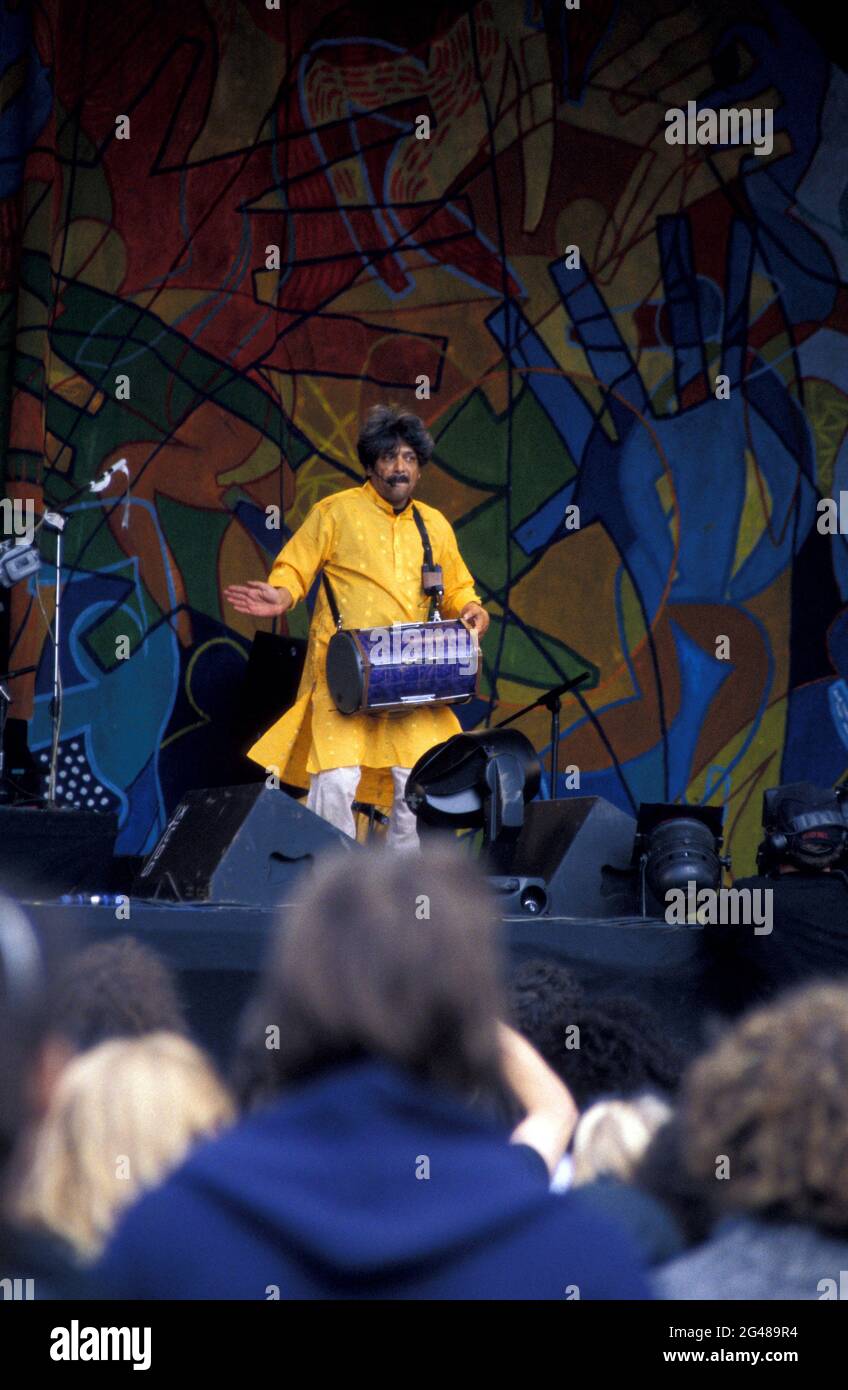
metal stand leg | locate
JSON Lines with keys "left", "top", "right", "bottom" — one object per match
{"left": 46, "top": 528, "right": 63, "bottom": 809}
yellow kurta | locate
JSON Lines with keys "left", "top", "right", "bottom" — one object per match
{"left": 248, "top": 478, "right": 481, "bottom": 809}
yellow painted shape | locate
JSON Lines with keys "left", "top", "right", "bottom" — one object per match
{"left": 730, "top": 449, "right": 773, "bottom": 581}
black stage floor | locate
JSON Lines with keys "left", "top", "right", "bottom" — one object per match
{"left": 25, "top": 899, "right": 735, "bottom": 1067}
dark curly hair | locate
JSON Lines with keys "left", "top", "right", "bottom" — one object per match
{"left": 680, "top": 982, "right": 848, "bottom": 1232}
{"left": 356, "top": 403, "right": 434, "bottom": 472}
{"left": 508, "top": 960, "right": 683, "bottom": 1108}
{"left": 51, "top": 936, "right": 188, "bottom": 1052}
{"left": 532, "top": 993, "right": 684, "bottom": 1109}
{"left": 508, "top": 956, "right": 583, "bottom": 1061}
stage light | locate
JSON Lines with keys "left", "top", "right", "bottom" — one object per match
{"left": 632, "top": 803, "right": 728, "bottom": 915}
{"left": 757, "top": 782, "right": 848, "bottom": 874}
{"left": 519, "top": 882, "right": 548, "bottom": 915}
{"left": 486, "top": 874, "right": 550, "bottom": 915}
{"left": 405, "top": 729, "right": 541, "bottom": 846}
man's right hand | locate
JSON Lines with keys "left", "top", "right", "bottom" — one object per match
{"left": 224, "top": 581, "right": 292, "bottom": 617}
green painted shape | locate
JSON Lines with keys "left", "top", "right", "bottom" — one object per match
{"left": 435, "top": 384, "right": 576, "bottom": 507}
{"left": 156, "top": 493, "right": 231, "bottom": 619}
{"left": 481, "top": 614, "right": 598, "bottom": 691}
{"left": 431, "top": 385, "right": 580, "bottom": 602}
{"left": 85, "top": 605, "right": 148, "bottom": 668}
{"left": 18, "top": 251, "right": 311, "bottom": 467}
{"left": 452, "top": 495, "right": 535, "bottom": 599}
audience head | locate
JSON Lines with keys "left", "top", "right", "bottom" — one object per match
{"left": 508, "top": 956, "right": 583, "bottom": 1059}
{"left": 633, "top": 1112, "right": 715, "bottom": 1247}
{"left": 680, "top": 982, "right": 848, "bottom": 1232}
{"left": 10, "top": 1032, "right": 234, "bottom": 1262}
{"left": 51, "top": 935, "right": 188, "bottom": 1052}
{"left": 233, "top": 843, "right": 508, "bottom": 1111}
{"left": 571, "top": 1093, "right": 672, "bottom": 1187}
{"left": 515, "top": 987, "right": 683, "bottom": 1108}
{"left": 0, "top": 898, "right": 72, "bottom": 1184}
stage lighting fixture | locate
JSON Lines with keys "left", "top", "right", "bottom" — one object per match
{"left": 632, "top": 803, "right": 728, "bottom": 915}
{"left": 405, "top": 729, "right": 541, "bottom": 846}
{"left": 757, "top": 782, "right": 848, "bottom": 874}
{"left": 487, "top": 875, "right": 549, "bottom": 916}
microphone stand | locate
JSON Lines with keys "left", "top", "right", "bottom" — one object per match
{"left": 43, "top": 514, "right": 66, "bottom": 808}
{"left": 23, "top": 464, "right": 126, "bottom": 810}
{"left": 492, "top": 672, "right": 591, "bottom": 800}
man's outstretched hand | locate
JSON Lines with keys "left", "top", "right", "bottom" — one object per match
{"left": 459, "top": 602, "right": 489, "bottom": 636}
{"left": 224, "top": 581, "right": 292, "bottom": 618}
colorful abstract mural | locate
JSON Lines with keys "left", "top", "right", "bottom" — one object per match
{"left": 1, "top": 0, "right": 847, "bottom": 866}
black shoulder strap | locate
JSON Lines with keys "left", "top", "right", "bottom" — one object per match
{"left": 322, "top": 504, "right": 438, "bottom": 631}
{"left": 322, "top": 572, "right": 342, "bottom": 630}
{"left": 412, "top": 504, "right": 444, "bottom": 619}
{"left": 411, "top": 504, "right": 434, "bottom": 567}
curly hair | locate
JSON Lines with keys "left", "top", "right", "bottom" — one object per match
{"left": 680, "top": 983, "right": 848, "bottom": 1232}
{"left": 516, "top": 988, "right": 684, "bottom": 1109}
{"left": 51, "top": 936, "right": 188, "bottom": 1052}
{"left": 508, "top": 956, "right": 583, "bottom": 1062}
{"left": 356, "top": 403, "right": 434, "bottom": 472}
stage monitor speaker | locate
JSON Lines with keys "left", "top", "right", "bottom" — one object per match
{"left": 135, "top": 784, "right": 357, "bottom": 907}
{"left": 490, "top": 797, "right": 638, "bottom": 918}
{"left": 232, "top": 632, "right": 307, "bottom": 751}
{"left": 0, "top": 806, "right": 118, "bottom": 897}
{"left": 1, "top": 716, "right": 43, "bottom": 803}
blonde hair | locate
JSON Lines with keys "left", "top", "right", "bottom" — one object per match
{"left": 571, "top": 1093, "right": 672, "bottom": 1186}
{"left": 10, "top": 1031, "right": 234, "bottom": 1262}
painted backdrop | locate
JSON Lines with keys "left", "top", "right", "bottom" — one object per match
{"left": 1, "top": 0, "right": 847, "bottom": 864}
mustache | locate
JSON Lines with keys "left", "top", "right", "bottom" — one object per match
{"left": 386, "top": 474, "right": 410, "bottom": 483}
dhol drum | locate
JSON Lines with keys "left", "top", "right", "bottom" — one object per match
{"left": 326, "top": 618, "right": 478, "bottom": 716}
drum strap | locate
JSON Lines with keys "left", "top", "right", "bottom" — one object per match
{"left": 321, "top": 503, "right": 441, "bottom": 628}
{"left": 322, "top": 572, "right": 343, "bottom": 630}
{"left": 410, "top": 504, "right": 434, "bottom": 569}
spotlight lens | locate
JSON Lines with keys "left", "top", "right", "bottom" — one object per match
{"left": 520, "top": 885, "right": 547, "bottom": 915}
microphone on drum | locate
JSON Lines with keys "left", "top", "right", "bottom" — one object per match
{"left": 421, "top": 564, "right": 444, "bottom": 621}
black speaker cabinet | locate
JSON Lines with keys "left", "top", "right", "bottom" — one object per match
{"left": 232, "top": 632, "right": 307, "bottom": 751}
{"left": 490, "top": 797, "right": 638, "bottom": 918}
{"left": 134, "top": 784, "right": 358, "bottom": 906}
{"left": 0, "top": 806, "right": 118, "bottom": 897}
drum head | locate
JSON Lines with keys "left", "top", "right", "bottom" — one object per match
{"left": 326, "top": 631, "right": 364, "bottom": 714}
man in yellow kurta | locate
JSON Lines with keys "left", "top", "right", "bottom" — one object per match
{"left": 225, "top": 405, "right": 489, "bottom": 847}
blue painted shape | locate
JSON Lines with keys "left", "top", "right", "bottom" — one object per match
{"left": 0, "top": 2, "right": 51, "bottom": 197}
{"left": 828, "top": 678, "right": 848, "bottom": 753}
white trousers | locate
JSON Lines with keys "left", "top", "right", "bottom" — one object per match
{"left": 305, "top": 765, "right": 419, "bottom": 850}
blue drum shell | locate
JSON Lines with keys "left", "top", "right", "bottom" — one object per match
{"left": 327, "top": 621, "right": 478, "bottom": 715}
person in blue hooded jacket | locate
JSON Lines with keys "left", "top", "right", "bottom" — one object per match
{"left": 95, "top": 842, "right": 651, "bottom": 1300}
